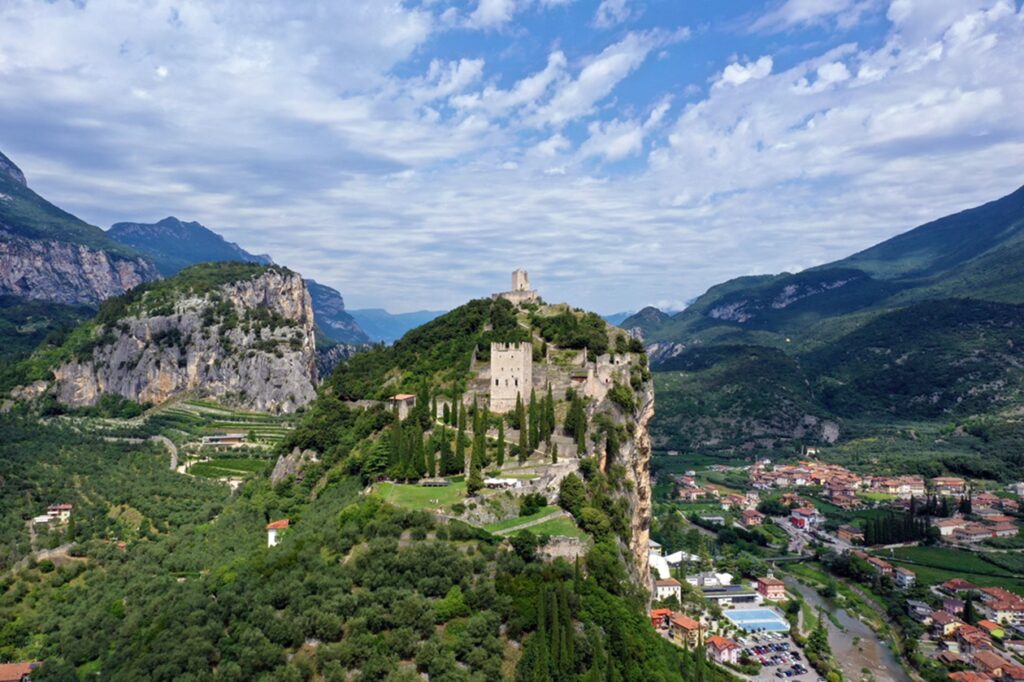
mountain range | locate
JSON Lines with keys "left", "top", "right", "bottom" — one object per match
{"left": 629, "top": 183, "right": 1024, "bottom": 479}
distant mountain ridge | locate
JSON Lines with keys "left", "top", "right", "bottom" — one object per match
{"left": 107, "top": 216, "right": 272, "bottom": 276}
{"left": 348, "top": 308, "right": 446, "bottom": 343}
{"left": 638, "top": 184, "right": 1024, "bottom": 349}
{"left": 105, "top": 216, "right": 369, "bottom": 345}
{"left": 0, "top": 149, "right": 158, "bottom": 305}
{"left": 644, "top": 184, "right": 1024, "bottom": 477}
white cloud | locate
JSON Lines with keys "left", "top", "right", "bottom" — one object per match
{"left": 467, "top": 0, "right": 519, "bottom": 28}
{"left": 753, "top": 0, "right": 879, "bottom": 32}
{"left": 715, "top": 56, "right": 774, "bottom": 88}
{"left": 1, "top": 1, "right": 1023, "bottom": 314}
{"left": 593, "top": 0, "right": 631, "bottom": 28}
{"left": 531, "top": 31, "right": 675, "bottom": 126}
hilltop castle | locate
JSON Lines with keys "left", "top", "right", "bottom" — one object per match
{"left": 492, "top": 268, "right": 538, "bottom": 305}
{"left": 489, "top": 341, "right": 533, "bottom": 413}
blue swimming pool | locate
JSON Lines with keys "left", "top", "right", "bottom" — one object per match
{"left": 724, "top": 608, "right": 790, "bottom": 632}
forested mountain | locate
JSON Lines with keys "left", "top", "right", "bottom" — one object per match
{"left": 1, "top": 262, "right": 318, "bottom": 413}
{"left": 0, "top": 292, "right": 715, "bottom": 682}
{"left": 637, "top": 184, "right": 1024, "bottom": 348}
{"left": 646, "top": 185, "right": 1024, "bottom": 480}
{"left": 107, "top": 216, "right": 273, "bottom": 276}
{"left": 105, "top": 216, "right": 370, "bottom": 345}
{"left": 0, "top": 149, "right": 158, "bottom": 306}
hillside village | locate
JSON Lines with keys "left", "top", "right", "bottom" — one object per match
{"left": 642, "top": 450, "right": 1024, "bottom": 682}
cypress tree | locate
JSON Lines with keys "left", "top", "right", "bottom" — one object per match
{"left": 518, "top": 394, "right": 529, "bottom": 464}
{"left": 431, "top": 396, "right": 438, "bottom": 421}
{"left": 605, "top": 429, "right": 618, "bottom": 466}
{"left": 442, "top": 402, "right": 451, "bottom": 425}
{"left": 456, "top": 405, "right": 467, "bottom": 473}
{"left": 551, "top": 443, "right": 558, "bottom": 464}
{"left": 528, "top": 388, "right": 540, "bottom": 449}
{"left": 545, "top": 385, "right": 556, "bottom": 444}
{"left": 426, "top": 437, "right": 437, "bottom": 477}
{"left": 413, "top": 427, "right": 426, "bottom": 478}
{"left": 497, "top": 420, "right": 506, "bottom": 467}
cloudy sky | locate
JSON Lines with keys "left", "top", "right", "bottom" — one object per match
{"left": 2, "top": 0, "right": 1023, "bottom": 312}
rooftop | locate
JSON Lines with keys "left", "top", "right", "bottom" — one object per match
{"left": 266, "top": 519, "right": 290, "bottom": 530}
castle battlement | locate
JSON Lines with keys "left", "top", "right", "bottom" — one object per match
{"left": 493, "top": 268, "right": 538, "bottom": 304}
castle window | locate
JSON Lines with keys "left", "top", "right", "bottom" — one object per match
{"left": 495, "top": 379, "right": 499, "bottom": 386}
{"left": 515, "top": 379, "right": 518, "bottom": 387}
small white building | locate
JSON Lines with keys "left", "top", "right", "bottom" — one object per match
{"left": 46, "top": 504, "right": 73, "bottom": 523}
{"left": 483, "top": 478, "right": 522, "bottom": 489}
{"left": 266, "top": 519, "right": 289, "bottom": 547}
{"left": 654, "top": 578, "right": 682, "bottom": 602}
{"left": 895, "top": 567, "right": 916, "bottom": 589}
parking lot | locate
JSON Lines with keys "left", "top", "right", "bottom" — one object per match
{"left": 736, "top": 632, "right": 823, "bottom": 682}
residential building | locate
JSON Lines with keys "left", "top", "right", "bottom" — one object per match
{"left": 46, "top": 503, "right": 73, "bottom": 523}
{"left": 972, "top": 651, "right": 1009, "bottom": 678}
{"left": 931, "top": 611, "right": 964, "bottom": 637}
{"left": 948, "top": 672, "right": 993, "bottom": 682}
{"left": 789, "top": 506, "right": 822, "bottom": 529}
{"left": 866, "top": 556, "right": 894, "bottom": 576}
{"left": 266, "top": 519, "right": 289, "bottom": 547}
{"left": 701, "top": 585, "right": 757, "bottom": 606}
{"left": 837, "top": 525, "right": 864, "bottom": 543}
{"left": 654, "top": 578, "right": 682, "bottom": 602}
{"left": 933, "top": 517, "right": 968, "bottom": 537}
{"left": 954, "top": 523, "right": 995, "bottom": 544}
{"left": 739, "top": 509, "right": 764, "bottom": 528}
{"left": 990, "top": 522, "right": 1019, "bottom": 538}
{"left": 906, "top": 599, "right": 933, "bottom": 625}
{"left": 956, "top": 625, "right": 992, "bottom": 655}
{"left": 894, "top": 566, "right": 916, "bottom": 589}
{"left": 977, "top": 620, "right": 1004, "bottom": 638}
{"left": 650, "top": 608, "right": 673, "bottom": 629}
{"left": 974, "top": 492, "right": 1001, "bottom": 509}
{"left": 756, "top": 575, "right": 787, "bottom": 601}
{"left": 931, "top": 477, "right": 967, "bottom": 495}
{"left": 388, "top": 393, "right": 417, "bottom": 420}
{"left": 942, "top": 578, "right": 980, "bottom": 594}
{"left": 0, "top": 662, "right": 39, "bottom": 682}
{"left": 944, "top": 598, "right": 965, "bottom": 615}
{"left": 648, "top": 539, "right": 663, "bottom": 556}
{"left": 707, "top": 635, "right": 741, "bottom": 665}
{"left": 670, "top": 613, "right": 704, "bottom": 647}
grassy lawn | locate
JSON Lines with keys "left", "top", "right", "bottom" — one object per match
{"left": 858, "top": 492, "right": 898, "bottom": 502}
{"left": 375, "top": 481, "right": 467, "bottom": 510}
{"left": 189, "top": 458, "right": 271, "bottom": 478}
{"left": 484, "top": 506, "right": 559, "bottom": 533}
{"left": 523, "top": 516, "right": 587, "bottom": 539}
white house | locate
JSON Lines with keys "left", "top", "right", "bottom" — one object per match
{"left": 654, "top": 578, "right": 682, "bottom": 602}
{"left": 266, "top": 519, "right": 289, "bottom": 547}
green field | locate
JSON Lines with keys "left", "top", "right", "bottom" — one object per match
{"left": 879, "top": 546, "right": 1024, "bottom": 594}
{"left": 189, "top": 458, "right": 271, "bottom": 478}
{"left": 522, "top": 516, "right": 587, "bottom": 539}
{"left": 484, "top": 506, "right": 560, "bottom": 533}
{"left": 375, "top": 481, "right": 469, "bottom": 510}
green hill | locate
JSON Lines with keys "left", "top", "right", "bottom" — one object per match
{"left": 647, "top": 185, "right": 1024, "bottom": 480}
{"left": 0, "top": 156, "right": 140, "bottom": 258}
{"left": 640, "top": 185, "right": 1024, "bottom": 348}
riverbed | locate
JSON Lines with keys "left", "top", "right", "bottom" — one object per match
{"left": 784, "top": 576, "right": 912, "bottom": 682}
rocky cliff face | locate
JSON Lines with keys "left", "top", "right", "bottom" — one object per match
{"left": 52, "top": 268, "right": 317, "bottom": 413}
{"left": 624, "top": 379, "right": 654, "bottom": 582}
{"left": 0, "top": 232, "right": 158, "bottom": 306}
{"left": 305, "top": 279, "right": 369, "bottom": 344}
{"left": 0, "top": 149, "right": 159, "bottom": 305}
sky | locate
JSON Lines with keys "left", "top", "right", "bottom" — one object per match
{"left": 1, "top": 0, "right": 1023, "bottom": 313}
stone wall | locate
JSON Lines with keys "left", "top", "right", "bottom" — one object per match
{"left": 489, "top": 341, "right": 533, "bottom": 413}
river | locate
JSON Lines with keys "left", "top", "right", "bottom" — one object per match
{"left": 784, "top": 577, "right": 912, "bottom": 682}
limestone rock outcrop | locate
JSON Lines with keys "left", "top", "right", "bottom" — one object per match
{"left": 52, "top": 268, "right": 317, "bottom": 413}
{"left": 0, "top": 232, "right": 158, "bottom": 306}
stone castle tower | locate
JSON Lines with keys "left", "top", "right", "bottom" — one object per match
{"left": 489, "top": 341, "right": 533, "bottom": 413}
{"left": 493, "top": 268, "right": 538, "bottom": 304}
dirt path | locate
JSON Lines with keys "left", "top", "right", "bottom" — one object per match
{"left": 493, "top": 510, "right": 569, "bottom": 535}
{"left": 103, "top": 434, "right": 178, "bottom": 470}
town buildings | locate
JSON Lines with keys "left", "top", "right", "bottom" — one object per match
{"left": 654, "top": 578, "right": 682, "bottom": 602}
{"left": 707, "top": 635, "right": 741, "bottom": 665}
{"left": 756, "top": 575, "right": 787, "bottom": 601}
{"left": 266, "top": 519, "right": 289, "bottom": 547}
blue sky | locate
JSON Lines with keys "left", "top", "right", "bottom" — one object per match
{"left": 2, "top": 0, "right": 1023, "bottom": 312}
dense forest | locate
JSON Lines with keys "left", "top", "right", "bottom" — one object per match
{"left": 0, "top": 414, "right": 725, "bottom": 681}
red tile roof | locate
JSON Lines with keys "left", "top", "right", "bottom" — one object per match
{"left": 266, "top": 519, "right": 290, "bottom": 530}
{"left": 707, "top": 635, "right": 740, "bottom": 651}
{"left": 0, "top": 662, "right": 38, "bottom": 682}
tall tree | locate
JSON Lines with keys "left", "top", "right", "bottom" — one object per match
{"left": 496, "top": 420, "right": 506, "bottom": 468}
{"left": 518, "top": 394, "right": 529, "bottom": 464}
